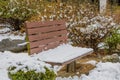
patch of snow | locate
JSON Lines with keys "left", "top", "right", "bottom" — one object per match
{"left": 0, "top": 51, "right": 29, "bottom": 80}
{"left": 0, "top": 32, "right": 25, "bottom": 41}
{"left": 0, "top": 27, "right": 11, "bottom": 34}
{"left": 98, "top": 42, "right": 105, "bottom": 49}
{"left": 76, "top": 72, "right": 79, "bottom": 75}
{"left": 81, "top": 62, "right": 120, "bottom": 80}
{"left": 118, "top": 30, "right": 120, "bottom": 33}
{"left": 85, "top": 60, "right": 97, "bottom": 66}
{"left": 56, "top": 76, "right": 79, "bottom": 80}
{"left": 54, "top": 65, "right": 62, "bottom": 72}
{"left": 0, "top": 51, "right": 54, "bottom": 80}
{"left": 17, "top": 42, "right": 28, "bottom": 46}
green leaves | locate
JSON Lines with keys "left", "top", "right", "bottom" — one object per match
{"left": 0, "top": 0, "right": 47, "bottom": 30}
{"left": 8, "top": 66, "right": 56, "bottom": 80}
{"left": 105, "top": 29, "right": 120, "bottom": 54}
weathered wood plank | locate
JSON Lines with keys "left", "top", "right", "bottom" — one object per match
{"left": 29, "top": 35, "right": 67, "bottom": 49}
{"left": 28, "top": 30, "right": 67, "bottom": 42}
{"left": 30, "top": 47, "right": 44, "bottom": 54}
{"left": 27, "top": 24, "right": 66, "bottom": 35}
{"left": 25, "top": 20, "right": 65, "bottom": 29}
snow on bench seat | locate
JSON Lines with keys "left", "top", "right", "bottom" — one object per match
{"left": 34, "top": 44, "right": 93, "bottom": 65}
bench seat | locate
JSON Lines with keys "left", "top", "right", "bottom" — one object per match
{"left": 34, "top": 44, "right": 93, "bottom": 65}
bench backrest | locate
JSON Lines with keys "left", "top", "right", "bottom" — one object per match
{"left": 25, "top": 20, "right": 67, "bottom": 54}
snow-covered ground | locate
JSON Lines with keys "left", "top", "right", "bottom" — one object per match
{"left": 0, "top": 27, "right": 25, "bottom": 41}
{"left": 0, "top": 51, "right": 53, "bottom": 80}
{"left": 0, "top": 33, "right": 25, "bottom": 41}
{"left": 0, "top": 28, "right": 120, "bottom": 80}
{"left": 1, "top": 51, "right": 120, "bottom": 80}
{"left": 57, "top": 62, "right": 120, "bottom": 80}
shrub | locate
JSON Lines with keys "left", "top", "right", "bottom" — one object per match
{"left": 0, "top": 0, "right": 47, "bottom": 30}
{"left": 69, "top": 14, "right": 119, "bottom": 56}
{"left": 8, "top": 60, "right": 56, "bottom": 80}
{"left": 105, "top": 28, "right": 120, "bottom": 54}
{"left": 29, "top": 2, "right": 98, "bottom": 22}
{"left": 74, "top": 15, "right": 116, "bottom": 48}
{"left": 8, "top": 67, "right": 56, "bottom": 80}
{"left": 102, "top": 54, "right": 120, "bottom": 63}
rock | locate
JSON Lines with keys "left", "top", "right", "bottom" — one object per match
{"left": 102, "top": 54, "right": 120, "bottom": 63}
{"left": 8, "top": 45, "right": 27, "bottom": 53}
{"left": 0, "top": 42, "right": 6, "bottom": 52}
{"left": 0, "top": 38, "right": 27, "bottom": 53}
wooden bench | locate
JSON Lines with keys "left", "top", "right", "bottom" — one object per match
{"left": 25, "top": 20, "right": 93, "bottom": 72}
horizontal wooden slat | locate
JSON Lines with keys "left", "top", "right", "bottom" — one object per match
{"left": 25, "top": 20, "right": 65, "bottom": 29}
{"left": 28, "top": 30, "right": 67, "bottom": 42}
{"left": 30, "top": 35, "right": 67, "bottom": 49}
{"left": 27, "top": 24, "right": 66, "bottom": 35}
{"left": 30, "top": 41, "right": 67, "bottom": 54}
{"left": 30, "top": 47, "right": 44, "bottom": 55}
{"left": 44, "top": 41, "right": 66, "bottom": 51}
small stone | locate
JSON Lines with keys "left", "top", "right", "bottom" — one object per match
{"left": 102, "top": 54, "right": 120, "bottom": 63}
{"left": 76, "top": 72, "right": 79, "bottom": 74}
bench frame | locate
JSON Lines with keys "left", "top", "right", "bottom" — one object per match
{"left": 25, "top": 20, "right": 93, "bottom": 72}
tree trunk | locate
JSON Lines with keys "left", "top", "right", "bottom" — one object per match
{"left": 99, "top": 0, "right": 107, "bottom": 14}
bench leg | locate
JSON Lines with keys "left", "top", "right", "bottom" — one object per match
{"left": 66, "top": 61, "right": 76, "bottom": 72}
{"left": 73, "top": 61, "right": 76, "bottom": 72}
{"left": 66, "top": 64, "right": 70, "bottom": 72}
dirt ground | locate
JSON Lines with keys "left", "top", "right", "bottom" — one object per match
{"left": 57, "top": 53, "right": 101, "bottom": 77}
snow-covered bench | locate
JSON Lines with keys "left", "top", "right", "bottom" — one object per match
{"left": 25, "top": 20, "right": 93, "bottom": 72}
